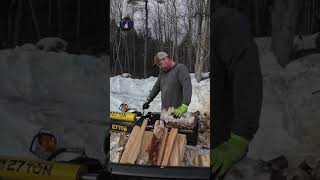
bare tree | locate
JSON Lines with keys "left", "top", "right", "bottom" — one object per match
{"left": 271, "top": 0, "right": 302, "bottom": 67}
{"left": 48, "top": 0, "right": 53, "bottom": 35}
{"left": 130, "top": 4, "right": 137, "bottom": 75}
{"left": 27, "top": 0, "right": 41, "bottom": 40}
{"left": 144, "top": 0, "right": 148, "bottom": 78}
{"left": 171, "top": 0, "right": 178, "bottom": 62}
{"left": 187, "top": 0, "right": 194, "bottom": 72}
{"left": 57, "top": 0, "right": 63, "bottom": 37}
{"left": 194, "top": 0, "right": 209, "bottom": 82}
{"left": 76, "top": 0, "right": 81, "bottom": 42}
{"left": 111, "top": 0, "right": 124, "bottom": 75}
{"left": 13, "top": 0, "right": 23, "bottom": 45}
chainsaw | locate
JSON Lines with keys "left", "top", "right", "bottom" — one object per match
{"left": 109, "top": 103, "right": 199, "bottom": 145}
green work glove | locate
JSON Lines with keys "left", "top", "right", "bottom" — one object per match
{"left": 211, "top": 133, "right": 249, "bottom": 177}
{"left": 173, "top": 104, "right": 188, "bottom": 118}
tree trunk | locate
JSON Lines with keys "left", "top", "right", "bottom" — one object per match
{"left": 254, "top": 0, "right": 261, "bottom": 35}
{"left": 271, "top": 0, "right": 301, "bottom": 67}
{"left": 27, "top": 0, "right": 41, "bottom": 40}
{"left": 132, "top": 11, "right": 136, "bottom": 76}
{"left": 187, "top": 0, "right": 193, "bottom": 72}
{"left": 8, "top": 0, "right": 16, "bottom": 45}
{"left": 157, "top": 2, "right": 163, "bottom": 49}
{"left": 76, "top": 0, "right": 81, "bottom": 42}
{"left": 143, "top": 0, "right": 148, "bottom": 78}
{"left": 13, "top": 0, "right": 23, "bottom": 45}
{"left": 173, "top": 0, "right": 178, "bottom": 62}
{"left": 195, "top": 0, "right": 209, "bottom": 82}
{"left": 48, "top": 0, "right": 52, "bottom": 35}
{"left": 195, "top": 0, "right": 203, "bottom": 82}
{"left": 57, "top": 0, "right": 63, "bottom": 37}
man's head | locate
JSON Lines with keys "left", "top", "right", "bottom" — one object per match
{"left": 38, "top": 134, "right": 57, "bottom": 153}
{"left": 153, "top": 52, "right": 175, "bottom": 72}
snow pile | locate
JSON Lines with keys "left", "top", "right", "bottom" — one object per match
{"left": 255, "top": 33, "right": 318, "bottom": 55}
{"left": 294, "top": 33, "right": 318, "bottom": 50}
{"left": 0, "top": 48, "right": 107, "bottom": 162}
{"left": 36, "top": 37, "right": 68, "bottom": 52}
{"left": 110, "top": 73, "right": 210, "bottom": 113}
{"left": 248, "top": 37, "right": 320, "bottom": 161}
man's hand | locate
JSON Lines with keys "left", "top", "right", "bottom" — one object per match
{"left": 211, "top": 133, "right": 249, "bottom": 177}
{"left": 173, "top": 104, "right": 188, "bottom": 118}
{"left": 142, "top": 98, "right": 151, "bottom": 110}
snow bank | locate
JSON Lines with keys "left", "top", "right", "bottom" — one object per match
{"left": 248, "top": 38, "right": 320, "bottom": 161}
{"left": 110, "top": 73, "right": 210, "bottom": 113}
{"left": 254, "top": 33, "right": 319, "bottom": 55}
{"left": 0, "top": 48, "right": 107, "bottom": 162}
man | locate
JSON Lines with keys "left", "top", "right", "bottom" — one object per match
{"left": 142, "top": 52, "right": 192, "bottom": 118}
{"left": 211, "top": 1, "right": 263, "bottom": 178}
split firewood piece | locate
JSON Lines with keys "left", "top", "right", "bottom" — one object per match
{"left": 169, "top": 133, "right": 187, "bottom": 166}
{"left": 148, "top": 120, "right": 164, "bottom": 165}
{"left": 136, "top": 131, "right": 154, "bottom": 165}
{"left": 120, "top": 126, "right": 140, "bottom": 163}
{"left": 114, "top": 132, "right": 126, "bottom": 163}
{"left": 199, "top": 154, "right": 210, "bottom": 167}
{"left": 161, "top": 128, "right": 178, "bottom": 166}
{"left": 177, "top": 134, "right": 187, "bottom": 164}
{"left": 153, "top": 120, "right": 165, "bottom": 136}
{"left": 169, "top": 136, "right": 180, "bottom": 166}
{"left": 127, "top": 119, "right": 148, "bottom": 164}
{"left": 156, "top": 128, "right": 168, "bottom": 166}
{"left": 153, "top": 120, "right": 161, "bottom": 132}
{"left": 120, "top": 119, "right": 148, "bottom": 164}
{"left": 193, "top": 154, "right": 200, "bottom": 166}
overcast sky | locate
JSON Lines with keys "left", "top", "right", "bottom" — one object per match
{"left": 111, "top": 0, "right": 198, "bottom": 44}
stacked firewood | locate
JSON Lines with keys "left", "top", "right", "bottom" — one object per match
{"left": 110, "top": 107, "right": 211, "bottom": 167}
{"left": 110, "top": 119, "right": 210, "bottom": 167}
{"left": 183, "top": 145, "right": 210, "bottom": 167}
{"left": 114, "top": 119, "right": 187, "bottom": 166}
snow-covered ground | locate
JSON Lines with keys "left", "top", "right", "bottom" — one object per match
{"left": 110, "top": 73, "right": 210, "bottom": 113}
{"left": 249, "top": 35, "right": 320, "bottom": 164}
{"left": 0, "top": 47, "right": 107, "bottom": 162}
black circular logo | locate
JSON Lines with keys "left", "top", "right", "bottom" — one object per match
{"left": 120, "top": 17, "right": 134, "bottom": 31}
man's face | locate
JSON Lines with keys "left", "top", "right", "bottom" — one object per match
{"left": 39, "top": 135, "right": 56, "bottom": 153}
{"left": 158, "top": 57, "right": 172, "bottom": 72}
